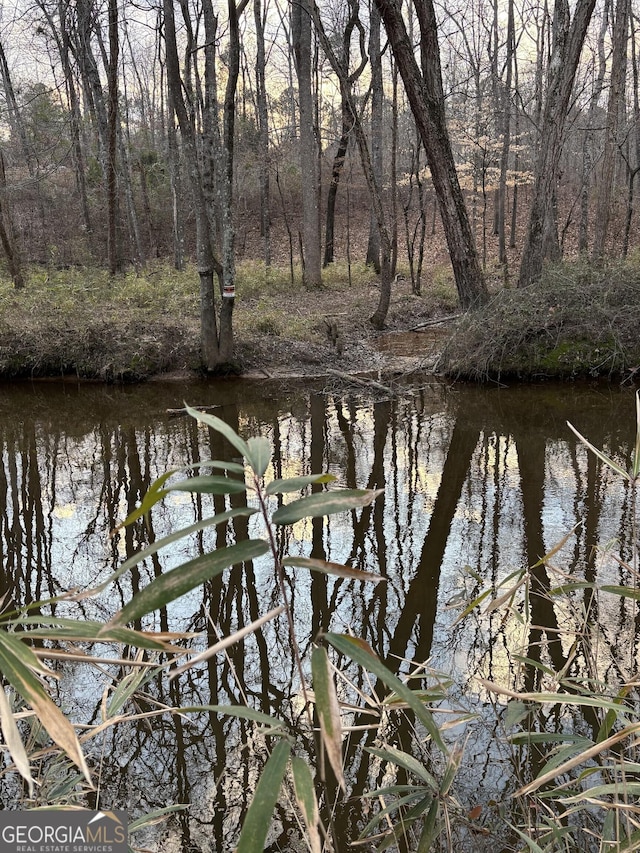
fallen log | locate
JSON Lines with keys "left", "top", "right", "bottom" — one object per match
{"left": 326, "top": 368, "right": 394, "bottom": 394}
{"left": 166, "top": 404, "right": 222, "bottom": 418}
{"left": 409, "top": 313, "right": 461, "bottom": 331}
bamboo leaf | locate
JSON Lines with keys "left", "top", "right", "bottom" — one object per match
{"left": 114, "top": 470, "right": 176, "bottom": 531}
{"left": 516, "top": 722, "right": 640, "bottom": 796}
{"left": 0, "top": 630, "right": 54, "bottom": 677}
{"left": 479, "top": 679, "right": 640, "bottom": 716}
{"left": 236, "top": 739, "right": 291, "bottom": 853}
{"left": 366, "top": 745, "right": 437, "bottom": 789}
{"left": 128, "top": 804, "right": 190, "bottom": 833}
{"left": 291, "top": 757, "right": 321, "bottom": 853}
{"left": 92, "top": 508, "right": 258, "bottom": 595}
{"left": 0, "top": 642, "right": 92, "bottom": 786}
{"left": 185, "top": 404, "right": 251, "bottom": 459}
{"left": 109, "top": 539, "right": 269, "bottom": 626}
{"left": 273, "top": 488, "right": 383, "bottom": 525}
{"left": 169, "top": 606, "right": 286, "bottom": 680}
{"left": 505, "top": 822, "right": 547, "bottom": 853}
{"left": 567, "top": 421, "right": 630, "bottom": 481}
{"left": 282, "top": 555, "right": 384, "bottom": 583}
{"left": 170, "top": 474, "right": 246, "bottom": 495}
{"left": 449, "top": 588, "right": 493, "bottom": 626}
{"left": 417, "top": 798, "right": 440, "bottom": 853}
{"left": 0, "top": 683, "right": 34, "bottom": 796}
{"left": 265, "top": 473, "right": 336, "bottom": 495}
{"left": 245, "top": 436, "right": 272, "bottom": 478}
{"left": 311, "top": 645, "right": 345, "bottom": 792}
{"left": 600, "top": 584, "right": 640, "bottom": 599}
{"left": 325, "top": 633, "right": 448, "bottom": 754}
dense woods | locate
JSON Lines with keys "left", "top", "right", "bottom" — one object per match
{"left": 0, "top": 0, "right": 637, "bottom": 367}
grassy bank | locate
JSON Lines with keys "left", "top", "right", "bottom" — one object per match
{"left": 0, "top": 259, "right": 444, "bottom": 381}
{"left": 4, "top": 256, "right": 639, "bottom": 383}
{"left": 439, "top": 256, "right": 640, "bottom": 382}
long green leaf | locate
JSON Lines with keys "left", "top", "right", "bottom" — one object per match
{"left": 282, "top": 555, "right": 384, "bottom": 583}
{"left": 311, "top": 646, "right": 345, "bottom": 792}
{"left": 128, "top": 804, "right": 189, "bottom": 833}
{"left": 359, "top": 790, "right": 427, "bottom": 838}
{"left": 236, "top": 739, "right": 291, "bottom": 853}
{"left": 366, "top": 745, "right": 437, "bottom": 789}
{"left": 170, "top": 474, "right": 246, "bottom": 495}
{"left": 325, "top": 633, "right": 447, "bottom": 754}
{"left": 265, "top": 473, "right": 336, "bottom": 495}
{"left": 11, "top": 618, "right": 175, "bottom": 651}
{"left": 291, "top": 757, "right": 321, "bottom": 853}
{"left": 417, "top": 797, "right": 440, "bottom": 853}
{"left": 273, "top": 488, "right": 383, "bottom": 525}
{"left": 113, "top": 470, "right": 176, "bottom": 531}
{"left": 559, "top": 782, "right": 640, "bottom": 803}
{"left": 93, "top": 508, "right": 257, "bottom": 595}
{"left": 185, "top": 404, "right": 250, "bottom": 459}
{"left": 109, "top": 539, "right": 269, "bottom": 626}
{"left": 246, "top": 436, "right": 272, "bottom": 478}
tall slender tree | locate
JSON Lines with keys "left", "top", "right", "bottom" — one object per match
{"left": 107, "top": 0, "right": 119, "bottom": 274}
{"left": 519, "top": 0, "right": 597, "bottom": 287}
{"left": 292, "top": 0, "right": 322, "bottom": 287}
{"left": 592, "top": 0, "right": 630, "bottom": 261}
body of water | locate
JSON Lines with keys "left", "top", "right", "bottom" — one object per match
{"left": 0, "top": 377, "right": 637, "bottom": 851}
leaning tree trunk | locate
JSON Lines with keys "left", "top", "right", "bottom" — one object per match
{"left": 375, "top": 0, "right": 487, "bottom": 309}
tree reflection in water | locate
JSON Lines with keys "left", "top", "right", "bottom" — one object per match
{"left": 0, "top": 380, "right": 636, "bottom": 850}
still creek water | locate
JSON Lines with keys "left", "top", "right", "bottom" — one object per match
{"left": 0, "top": 377, "right": 638, "bottom": 851}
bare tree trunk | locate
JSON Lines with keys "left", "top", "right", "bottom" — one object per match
{"left": 497, "top": 0, "right": 514, "bottom": 265}
{"left": 311, "top": 1, "right": 393, "bottom": 328}
{"left": 366, "top": 2, "right": 383, "bottom": 273}
{"left": 292, "top": 0, "right": 322, "bottom": 288}
{"left": 0, "top": 36, "right": 49, "bottom": 256}
{"left": 579, "top": 0, "right": 609, "bottom": 254}
{"left": 216, "top": 0, "right": 239, "bottom": 365}
{"left": 163, "top": 0, "right": 220, "bottom": 369}
{"left": 254, "top": 0, "right": 271, "bottom": 267}
{"left": 322, "top": 0, "right": 366, "bottom": 268}
{"left": 0, "top": 150, "right": 24, "bottom": 289}
{"left": 390, "top": 56, "right": 399, "bottom": 276}
{"left": 107, "top": 0, "right": 119, "bottom": 275}
{"left": 375, "top": 0, "right": 487, "bottom": 309}
{"left": 519, "top": 0, "right": 597, "bottom": 287}
{"left": 592, "top": 0, "right": 630, "bottom": 261}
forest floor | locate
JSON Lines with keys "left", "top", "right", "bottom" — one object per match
{"left": 235, "top": 270, "right": 458, "bottom": 381}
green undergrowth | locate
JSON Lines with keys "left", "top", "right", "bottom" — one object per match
{"left": 438, "top": 256, "right": 640, "bottom": 382}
